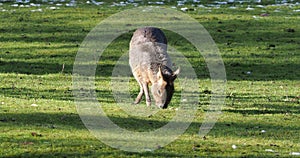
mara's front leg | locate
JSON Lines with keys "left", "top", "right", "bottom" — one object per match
{"left": 134, "top": 81, "right": 144, "bottom": 104}
{"left": 142, "top": 83, "right": 151, "bottom": 106}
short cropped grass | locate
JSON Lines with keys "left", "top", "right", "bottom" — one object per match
{"left": 0, "top": 1, "right": 299, "bottom": 157}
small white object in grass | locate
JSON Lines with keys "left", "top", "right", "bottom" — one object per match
{"left": 30, "top": 3, "right": 41, "bottom": 7}
{"left": 246, "top": 6, "right": 255, "bottom": 11}
{"left": 197, "top": 5, "right": 206, "bottom": 8}
{"left": 279, "top": 85, "right": 283, "bottom": 89}
{"left": 91, "top": 0, "right": 104, "bottom": 6}
{"left": 265, "top": 149, "right": 274, "bottom": 152}
{"left": 290, "top": 152, "right": 300, "bottom": 156}
{"left": 66, "top": 3, "right": 75, "bottom": 7}
{"left": 1, "top": 102, "right": 4, "bottom": 105}
{"left": 256, "top": 5, "right": 265, "bottom": 8}
{"left": 232, "top": 144, "right": 237, "bottom": 149}
{"left": 11, "top": 4, "right": 19, "bottom": 7}
{"left": 217, "top": 1, "right": 227, "bottom": 5}
{"left": 49, "top": 7, "right": 58, "bottom": 10}
{"left": 156, "top": 2, "right": 164, "bottom": 5}
{"left": 261, "top": 130, "right": 266, "bottom": 133}
{"left": 144, "top": 148, "right": 152, "bottom": 152}
{"left": 177, "top": 1, "right": 184, "bottom": 6}
{"left": 31, "top": 103, "right": 38, "bottom": 107}
{"left": 181, "top": 7, "right": 188, "bottom": 12}
{"left": 132, "top": 3, "right": 138, "bottom": 7}
{"left": 112, "top": 2, "right": 126, "bottom": 7}
{"left": 283, "top": 97, "right": 290, "bottom": 102}
{"left": 246, "top": 71, "right": 251, "bottom": 75}
{"left": 31, "top": 9, "right": 43, "bottom": 12}
{"left": 66, "top": 0, "right": 76, "bottom": 7}
{"left": 294, "top": 9, "right": 300, "bottom": 12}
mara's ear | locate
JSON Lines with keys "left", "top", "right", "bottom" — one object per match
{"left": 173, "top": 67, "right": 180, "bottom": 75}
{"left": 171, "top": 67, "right": 180, "bottom": 81}
{"left": 157, "top": 66, "right": 164, "bottom": 80}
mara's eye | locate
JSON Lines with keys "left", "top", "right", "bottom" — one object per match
{"left": 158, "top": 90, "right": 161, "bottom": 95}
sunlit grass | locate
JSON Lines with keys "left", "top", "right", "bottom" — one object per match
{"left": 0, "top": 1, "right": 299, "bottom": 157}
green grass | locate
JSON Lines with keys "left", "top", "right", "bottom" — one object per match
{"left": 0, "top": 1, "right": 299, "bottom": 157}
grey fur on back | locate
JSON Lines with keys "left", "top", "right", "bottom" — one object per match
{"left": 129, "top": 27, "right": 172, "bottom": 73}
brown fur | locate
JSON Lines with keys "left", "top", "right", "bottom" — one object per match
{"left": 129, "top": 27, "right": 179, "bottom": 108}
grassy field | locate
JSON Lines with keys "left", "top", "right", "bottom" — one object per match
{"left": 0, "top": 0, "right": 299, "bottom": 157}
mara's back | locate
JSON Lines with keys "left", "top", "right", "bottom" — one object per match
{"left": 129, "top": 27, "right": 172, "bottom": 74}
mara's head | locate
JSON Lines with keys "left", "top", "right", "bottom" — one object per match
{"left": 151, "top": 65, "right": 180, "bottom": 109}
